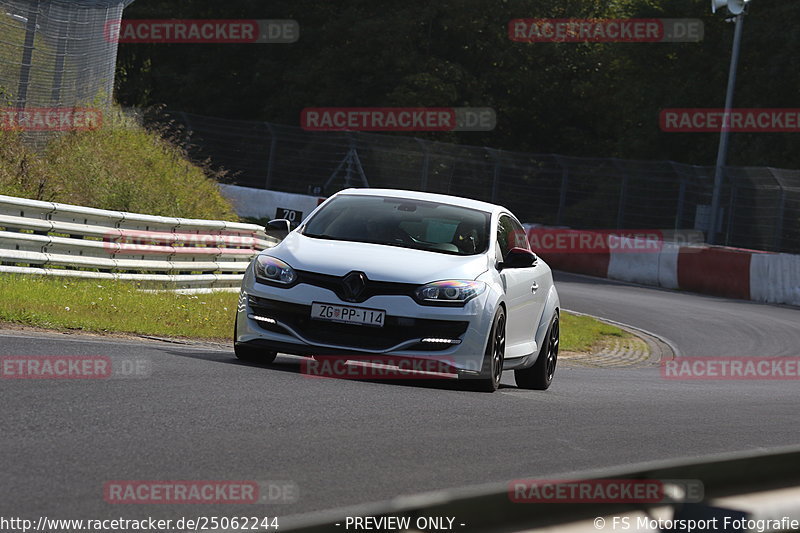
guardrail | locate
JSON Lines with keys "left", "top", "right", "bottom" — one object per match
{"left": 282, "top": 446, "right": 800, "bottom": 533}
{"left": 0, "top": 194, "right": 276, "bottom": 290}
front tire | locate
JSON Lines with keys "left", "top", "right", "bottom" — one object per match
{"left": 515, "top": 312, "right": 559, "bottom": 390}
{"left": 467, "top": 307, "right": 506, "bottom": 393}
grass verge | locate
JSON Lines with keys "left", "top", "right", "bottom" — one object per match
{"left": 560, "top": 311, "right": 629, "bottom": 352}
{"left": 0, "top": 276, "right": 238, "bottom": 342}
{"left": 0, "top": 275, "right": 629, "bottom": 350}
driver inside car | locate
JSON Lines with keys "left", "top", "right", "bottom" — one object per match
{"left": 452, "top": 221, "right": 480, "bottom": 254}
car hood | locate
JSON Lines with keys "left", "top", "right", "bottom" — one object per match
{"left": 267, "top": 232, "right": 490, "bottom": 284}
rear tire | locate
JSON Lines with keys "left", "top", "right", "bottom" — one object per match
{"left": 233, "top": 315, "right": 277, "bottom": 363}
{"left": 465, "top": 307, "right": 506, "bottom": 393}
{"left": 515, "top": 313, "right": 558, "bottom": 390}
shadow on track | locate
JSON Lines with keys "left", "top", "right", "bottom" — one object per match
{"left": 162, "top": 347, "right": 523, "bottom": 393}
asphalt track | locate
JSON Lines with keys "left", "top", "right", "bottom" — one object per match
{"left": 1, "top": 272, "right": 799, "bottom": 524}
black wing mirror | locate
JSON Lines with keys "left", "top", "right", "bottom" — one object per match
{"left": 500, "top": 247, "right": 538, "bottom": 270}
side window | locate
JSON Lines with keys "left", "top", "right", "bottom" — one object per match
{"left": 508, "top": 217, "right": 530, "bottom": 251}
{"left": 497, "top": 215, "right": 529, "bottom": 261}
{"left": 496, "top": 215, "right": 513, "bottom": 260}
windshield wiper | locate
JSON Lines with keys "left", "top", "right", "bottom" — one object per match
{"left": 302, "top": 232, "right": 340, "bottom": 240}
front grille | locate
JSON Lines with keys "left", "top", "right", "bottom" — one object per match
{"left": 248, "top": 295, "right": 468, "bottom": 351}
{"left": 294, "top": 270, "right": 418, "bottom": 303}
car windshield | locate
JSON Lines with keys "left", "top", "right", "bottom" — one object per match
{"left": 301, "top": 194, "right": 491, "bottom": 256}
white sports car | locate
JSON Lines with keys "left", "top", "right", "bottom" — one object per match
{"left": 234, "top": 188, "right": 560, "bottom": 392}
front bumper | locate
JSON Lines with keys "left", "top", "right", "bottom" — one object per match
{"left": 235, "top": 272, "right": 496, "bottom": 374}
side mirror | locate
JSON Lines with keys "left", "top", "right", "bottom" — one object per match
{"left": 500, "top": 247, "right": 537, "bottom": 270}
{"left": 265, "top": 218, "right": 291, "bottom": 240}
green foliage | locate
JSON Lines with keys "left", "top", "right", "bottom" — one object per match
{"left": 116, "top": 0, "right": 800, "bottom": 168}
{"left": 0, "top": 108, "right": 237, "bottom": 220}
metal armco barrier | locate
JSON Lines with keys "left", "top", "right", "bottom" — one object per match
{"left": 281, "top": 446, "right": 800, "bottom": 533}
{"left": 0, "top": 194, "right": 275, "bottom": 289}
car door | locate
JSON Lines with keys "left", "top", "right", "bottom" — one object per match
{"left": 496, "top": 215, "right": 547, "bottom": 358}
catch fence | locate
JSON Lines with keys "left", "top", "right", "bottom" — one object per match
{"left": 152, "top": 110, "right": 800, "bottom": 254}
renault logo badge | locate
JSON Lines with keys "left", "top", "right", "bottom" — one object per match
{"left": 342, "top": 271, "right": 367, "bottom": 301}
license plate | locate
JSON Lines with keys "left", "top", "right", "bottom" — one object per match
{"left": 311, "top": 302, "right": 385, "bottom": 327}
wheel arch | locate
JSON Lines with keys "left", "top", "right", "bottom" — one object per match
{"left": 532, "top": 284, "right": 560, "bottom": 365}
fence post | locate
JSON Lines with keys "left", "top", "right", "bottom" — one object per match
{"left": 555, "top": 156, "right": 569, "bottom": 226}
{"left": 774, "top": 189, "right": 786, "bottom": 252}
{"left": 15, "top": 1, "right": 41, "bottom": 109}
{"left": 668, "top": 161, "right": 687, "bottom": 231}
{"left": 415, "top": 138, "right": 430, "bottom": 192}
{"left": 179, "top": 111, "right": 193, "bottom": 147}
{"left": 264, "top": 122, "right": 276, "bottom": 190}
{"left": 102, "top": 5, "right": 119, "bottom": 106}
{"left": 725, "top": 186, "right": 737, "bottom": 247}
{"left": 617, "top": 176, "right": 628, "bottom": 229}
{"left": 344, "top": 133, "right": 355, "bottom": 188}
{"left": 675, "top": 179, "right": 687, "bottom": 231}
{"left": 609, "top": 159, "right": 630, "bottom": 229}
{"left": 51, "top": 15, "right": 68, "bottom": 104}
{"left": 486, "top": 148, "right": 501, "bottom": 204}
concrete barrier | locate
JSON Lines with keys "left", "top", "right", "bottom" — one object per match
{"left": 527, "top": 228, "right": 799, "bottom": 307}
{"left": 677, "top": 246, "right": 752, "bottom": 300}
{"left": 219, "top": 184, "right": 325, "bottom": 222}
{"left": 750, "top": 252, "right": 800, "bottom": 307}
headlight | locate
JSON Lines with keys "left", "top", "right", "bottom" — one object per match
{"left": 414, "top": 280, "right": 485, "bottom": 306}
{"left": 254, "top": 255, "right": 297, "bottom": 285}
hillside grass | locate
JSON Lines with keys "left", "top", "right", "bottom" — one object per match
{"left": 0, "top": 108, "right": 236, "bottom": 220}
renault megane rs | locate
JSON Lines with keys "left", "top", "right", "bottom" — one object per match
{"left": 234, "top": 188, "right": 560, "bottom": 392}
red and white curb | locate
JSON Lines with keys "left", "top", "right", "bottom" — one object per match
{"left": 529, "top": 230, "right": 800, "bottom": 307}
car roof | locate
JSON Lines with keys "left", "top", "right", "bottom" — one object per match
{"left": 335, "top": 188, "right": 505, "bottom": 216}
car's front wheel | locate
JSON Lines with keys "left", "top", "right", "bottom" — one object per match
{"left": 467, "top": 307, "right": 506, "bottom": 393}
{"left": 233, "top": 315, "right": 277, "bottom": 363}
{"left": 515, "top": 312, "right": 558, "bottom": 390}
